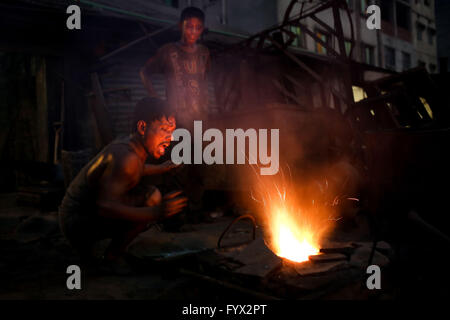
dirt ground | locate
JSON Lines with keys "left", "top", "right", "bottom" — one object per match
{"left": 1, "top": 192, "right": 446, "bottom": 300}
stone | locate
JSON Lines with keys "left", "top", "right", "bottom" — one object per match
{"left": 221, "top": 238, "right": 282, "bottom": 278}
{"left": 294, "top": 260, "right": 349, "bottom": 277}
{"left": 319, "top": 241, "right": 355, "bottom": 255}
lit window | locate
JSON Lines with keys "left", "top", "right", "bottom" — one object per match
{"left": 345, "top": 41, "right": 352, "bottom": 56}
{"left": 363, "top": 45, "right": 375, "bottom": 65}
{"left": 289, "top": 26, "right": 304, "bottom": 48}
{"left": 352, "top": 86, "right": 368, "bottom": 102}
{"left": 316, "top": 31, "right": 328, "bottom": 54}
{"left": 419, "top": 97, "right": 433, "bottom": 119}
{"left": 361, "top": 0, "right": 367, "bottom": 14}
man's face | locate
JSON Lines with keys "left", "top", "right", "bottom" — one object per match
{"left": 143, "top": 115, "right": 176, "bottom": 159}
{"left": 180, "top": 17, "right": 204, "bottom": 46}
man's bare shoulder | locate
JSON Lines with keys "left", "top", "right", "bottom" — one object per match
{"left": 104, "top": 140, "right": 142, "bottom": 175}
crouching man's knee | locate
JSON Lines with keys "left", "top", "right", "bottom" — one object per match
{"left": 145, "top": 186, "right": 162, "bottom": 207}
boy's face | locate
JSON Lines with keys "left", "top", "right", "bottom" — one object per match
{"left": 180, "top": 17, "right": 204, "bottom": 46}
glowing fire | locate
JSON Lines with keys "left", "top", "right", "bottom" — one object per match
{"left": 270, "top": 211, "right": 319, "bottom": 262}
{"left": 251, "top": 171, "right": 335, "bottom": 264}
{"left": 267, "top": 206, "right": 320, "bottom": 263}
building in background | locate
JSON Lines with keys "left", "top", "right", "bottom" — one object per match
{"left": 412, "top": 0, "right": 438, "bottom": 73}
{"left": 146, "top": 0, "right": 278, "bottom": 42}
{"left": 276, "top": 0, "right": 438, "bottom": 73}
{"left": 277, "top": 0, "right": 379, "bottom": 66}
{"left": 435, "top": 0, "right": 450, "bottom": 73}
{"left": 99, "top": 0, "right": 438, "bottom": 73}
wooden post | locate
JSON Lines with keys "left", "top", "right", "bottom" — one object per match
{"left": 90, "top": 73, "right": 114, "bottom": 147}
{"left": 35, "top": 56, "right": 49, "bottom": 162}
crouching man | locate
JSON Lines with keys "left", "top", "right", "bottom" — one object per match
{"left": 59, "top": 97, "right": 186, "bottom": 271}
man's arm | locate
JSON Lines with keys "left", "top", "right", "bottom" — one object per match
{"left": 143, "top": 160, "right": 181, "bottom": 176}
{"left": 96, "top": 151, "right": 185, "bottom": 222}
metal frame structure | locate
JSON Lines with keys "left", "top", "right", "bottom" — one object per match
{"left": 234, "top": 0, "right": 356, "bottom": 111}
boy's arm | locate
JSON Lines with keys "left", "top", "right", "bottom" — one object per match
{"left": 205, "top": 46, "right": 211, "bottom": 73}
{"left": 140, "top": 47, "right": 166, "bottom": 97}
{"left": 140, "top": 60, "right": 159, "bottom": 98}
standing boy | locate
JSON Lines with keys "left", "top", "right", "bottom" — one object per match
{"left": 140, "top": 7, "right": 211, "bottom": 221}
{"left": 140, "top": 6, "right": 210, "bottom": 132}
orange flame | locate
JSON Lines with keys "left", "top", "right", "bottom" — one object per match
{"left": 268, "top": 206, "right": 320, "bottom": 262}
{"left": 253, "top": 177, "right": 334, "bottom": 263}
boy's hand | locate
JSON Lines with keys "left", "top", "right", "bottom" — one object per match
{"left": 160, "top": 191, "right": 187, "bottom": 218}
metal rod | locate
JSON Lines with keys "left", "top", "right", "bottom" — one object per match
{"left": 139, "top": 23, "right": 158, "bottom": 49}
{"left": 293, "top": 21, "right": 341, "bottom": 57}
{"left": 332, "top": 1, "right": 347, "bottom": 59}
{"left": 217, "top": 214, "right": 256, "bottom": 249}
{"left": 100, "top": 24, "right": 176, "bottom": 61}
{"left": 221, "top": 0, "right": 227, "bottom": 25}
{"left": 242, "top": 0, "right": 334, "bottom": 47}
{"left": 78, "top": 0, "right": 248, "bottom": 39}
{"left": 266, "top": 35, "right": 351, "bottom": 107}
{"left": 409, "top": 210, "right": 450, "bottom": 245}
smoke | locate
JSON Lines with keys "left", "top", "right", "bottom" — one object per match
{"left": 208, "top": 50, "right": 364, "bottom": 234}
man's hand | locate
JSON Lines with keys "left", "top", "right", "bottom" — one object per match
{"left": 160, "top": 191, "right": 188, "bottom": 218}
{"left": 161, "top": 160, "right": 182, "bottom": 172}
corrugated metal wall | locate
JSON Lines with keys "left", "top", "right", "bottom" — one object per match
{"left": 99, "top": 52, "right": 217, "bottom": 138}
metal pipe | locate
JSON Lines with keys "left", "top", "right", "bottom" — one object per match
{"left": 99, "top": 24, "right": 176, "bottom": 61}
{"left": 221, "top": 0, "right": 227, "bottom": 25}
{"left": 408, "top": 210, "right": 450, "bottom": 245}
{"left": 217, "top": 214, "right": 256, "bottom": 249}
{"left": 78, "top": 0, "right": 247, "bottom": 39}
